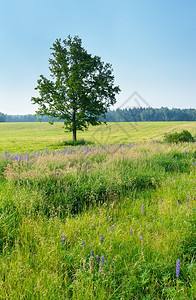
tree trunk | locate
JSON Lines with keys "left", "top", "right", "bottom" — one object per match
{"left": 72, "top": 108, "right": 77, "bottom": 141}
{"left": 73, "top": 126, "right": 77, "bottom": 141}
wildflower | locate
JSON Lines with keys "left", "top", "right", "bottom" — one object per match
{"left": 101, "top": 255, "right": 105, "bottom": 266}
{"left": 82, "top": 240, "right": 85, "bottom": 247}
{"left": 101, "top": 234, "right": 104, "bottom": 244}
{"left": 89, "top": 254, "right": 94, "bottom": 272}
{"left": 130, "top": 229, "right": 133, "bottom": 235}
{"left": 82, "top": 258, "right": 86, "bottom": 271}
{"left": 96, "top": 255, "right": 99, "bottom": 261}
{"left": 176, "top": 201, "right": 179, "bottom": 205}
{"left": 142, "top": 204, "right": 144, "bottom": 213}
{"left": 187, "top": 198, "right": 190, "bottom": 206}
{"left": 159, "top": 198, "right": 162, "bottom": 204}
{"left": 140, "top": 235, "right": 144, "bottom": 240}
{"left": 111, "top": 225, "right": 115, "bottom": 231}
{"left": 176, "top": 259, "right": 180, "bottom": 277}
{"left": 90, "top": 250, "right": 93, "bottom": 256}
{"left": 62, "top": 232, "right": 65, "bottom": 244}
{"left": 108, "top": 216, "right": 111, "bottom": 219}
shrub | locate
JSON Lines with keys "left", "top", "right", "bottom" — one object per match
{"left": 164, "top": 130, "right": 194, "bottom": 143}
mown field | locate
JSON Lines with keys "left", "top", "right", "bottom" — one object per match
{"left": 0, "top": 121, "right": 196, "bottom": 152}
{"left": 0, "top": 122, "right": 195, "bottom": 299}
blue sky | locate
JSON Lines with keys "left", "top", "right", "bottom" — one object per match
{"left": 0, "top": 0, "right": 196, "bottom": 114}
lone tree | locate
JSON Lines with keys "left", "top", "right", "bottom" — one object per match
{"left": 31, "top": 35, "right": 120, "bottom": 141}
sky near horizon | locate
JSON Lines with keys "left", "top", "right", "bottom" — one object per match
{"left": 0, "top": 0, "right": 196, "bottom": 115}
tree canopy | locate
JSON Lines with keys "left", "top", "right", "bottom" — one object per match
{"left": 31, "top": 35, "right": 120, "bottom": 140}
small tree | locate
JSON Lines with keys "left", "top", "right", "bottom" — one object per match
{"left": 31, "top": 35, "right": 120, "bottom": 141}
{"left": 164, "top": 130, "right": 194, "bottom": 143}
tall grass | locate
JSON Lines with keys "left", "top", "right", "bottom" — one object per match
{"left": 0, "top": 142, "right": 195, "bottom": 299}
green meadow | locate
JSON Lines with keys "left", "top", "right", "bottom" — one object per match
{"left": 0, "top": 122, "right": 195, "bottom": 299}
{"left": 0, "top": 121, "right": 196, "bottom": 152}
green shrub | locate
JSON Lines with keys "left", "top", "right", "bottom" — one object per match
{"left": 164, "top": 130, "right": 194, "bottom": 143}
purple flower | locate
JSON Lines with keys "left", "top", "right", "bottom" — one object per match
{"left": 142, "top": 204, "right": 144, "bottom": 213}
{"left": 159, "top": 199, "right": 162, "bottom": 204}
{"left": 96, "top": 255, "right": 99, "bottom": 261}
{"left": 108, "top": 216, "right": 111, "bottom": 220}
{"left": 90, "top": 250, "right": 93, "bottom": 256}
{"left": 82, "top": 240, "right": 85, "bottom": 247}
{"left": 130, "top": 229, "right": 133, "bottom": 235}
{"left": 111, "top": 225, "right": 115, "bottom": 231}
{"left": 176, "top": 201, "right": 179, "bottom": 205}
{"left": 101, "top": 255, "right": 105, "bottom": 266}
{"left": 187, "top": 198, "right": 190, "bottom": 206}
{"left": 176, "top": 259, "right": 180, "bottom": 277}
{"left": 62, "top": 233, "right": 65, "bottom": 244}
{"left": 140, "top": 235, "right": 144, "bottom": 240}
{"left": 101, "top": 234, "right": 104, "bottom": 244}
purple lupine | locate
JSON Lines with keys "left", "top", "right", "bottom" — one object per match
{"left": 130, "top": 229, "right": 133, "bottom": 235}
{"left": 142, "top": 204, "right": 144, "bottom": 213}
{"left": 176, "top": 201, "right": 179, "bottom": 205}
{"left": 101, "top": 234, "right": 104, "bottom": 244}
{"left": 62, "top": 232, "right": 65, "bottom": 244}
{"left": 96, "top": 255, "right": 99, "bottom": 261}
{"left": 82, "top": 240, "right": 85, "bottom": 247}
{"left": 101, "top": 255, "right": 105, "bottom": 266}
{"left": 90, "top": 250, "right": 93, "bottom": 256}
{"left": 176, "top": 259, "right": 180, "bottom": 277}
{"left": 187, "top": 198, "right": 190, "bottom": 206}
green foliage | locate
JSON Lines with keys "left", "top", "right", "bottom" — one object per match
{"left": 31, "top": 35, "right": 120, "bottom": 141}
{"left": 164, "top": 130, "right": 194, "bottom": 143}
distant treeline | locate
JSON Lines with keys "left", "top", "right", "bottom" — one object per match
{"left": 3, "top": 114, "right": 52, "bottom": 122}
{"left": 0, "top": 107, "right": 196, "bottom": 122}
{"left": 103, "top": 107, "right": 196, "bottom": 122}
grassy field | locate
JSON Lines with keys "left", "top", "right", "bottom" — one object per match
{"left": 0, "top": 122, "right": 195, "bottom": 299}
{"left": 0, "top": 121, "right": 196, "bottom": 153}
